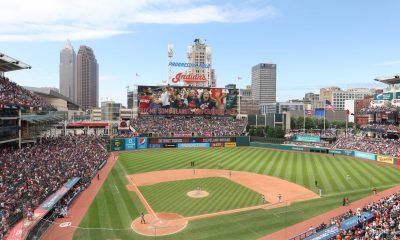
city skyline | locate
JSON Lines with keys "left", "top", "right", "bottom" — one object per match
{"left": 1, "top": 0, "right": 400, "bottom": 106}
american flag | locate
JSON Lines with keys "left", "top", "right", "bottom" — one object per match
{"left": 305, "top": 110, "right": 313, "bottom": 116}
{"left": 325, "top": 100, "right": 335, "bottom": 112}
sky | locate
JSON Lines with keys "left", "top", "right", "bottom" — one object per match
{"left": 1, "top": 0, "right": 400, "bottom": 106}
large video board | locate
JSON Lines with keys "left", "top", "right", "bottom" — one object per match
{"left": 137, "top": 85, "right": 238, "bottom": 116}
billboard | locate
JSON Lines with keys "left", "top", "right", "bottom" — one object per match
{"left": 124, "top": 138, "right": 137, "bottom": 150}
{"left": 329, "top": 149, "right": 354, "bottom": 156}
{"left": 137, "top": 137, "right": 148, "bottom": 149}
{"left": 377, "top": 155, "right": 394, "bottom": 164}
{"left": 149, "top": 143, "right": 162, "bottom": 148}
{"left": 164, "top": 143, "right": 177, "bottom": 148}
{"left": 177, "top": 143, "right": 210, "bottom": 148}
{"left": 112, "top": 139, "right": 125, "bottom": 151}
{"left": 211, "top": 142, "right": 224, "bottom": 147}
{"left": 291, "top": 136, "right": 321, "bottom": 142}
{"left": 354, "top": 151, "right": 376, "bottom": 161}
{"left": 224, "top": 142, "right": 237, "bottom": 148}
{"left": 374, "top": 92, "right": 393, "bottom": 101}
{"left": 137, "top": 85, "right": 238, "bottom": 116}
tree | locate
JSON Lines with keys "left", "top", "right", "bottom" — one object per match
{"left": 274, "top": 127, "right": 285, "bottom": 138}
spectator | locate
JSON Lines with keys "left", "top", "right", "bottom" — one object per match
{"left": 0, "top": 135, "right": 108, "bottom": 236}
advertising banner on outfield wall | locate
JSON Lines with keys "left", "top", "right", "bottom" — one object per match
{"left": 137, "top": 137, "right": 148, "bottom": 149}
{"left": 224, "top": 142, "right": 237, "bottom": 148}
{"left": 112, "top": 139, "right": 125, "bottom": 151}
{"left": 149, "top": 143, "right": 162, "bottom": 148}
{"left": 377, "top": 155, "right": 394, "bottom": 164}
{"left": 329, "top": 149, "right": 354, "bottom": 156}
{"left": 177, "top": 143, "right": 210, "bottom": 148}
{"left": 211, "top": 142, "right": 224, "bottom": 147}
{"left": 397, "top": 158, "right": 400, "bottom": 165}
{"left": 164, "top": 143, "right": 177, "bottom": 148}
{"left": 124, "top": 138, "right": 137, "bottom": 150}
{"left": 290, "top": 146, "right": 304, "bottom": 151}
{"left": 354, "top": 151, "right": 376, "bottom": 161}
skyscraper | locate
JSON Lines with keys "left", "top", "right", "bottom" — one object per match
{"left": 76, "top": 46, "right": 99, "bottom": 108}
{"left": 187, "top": 38, "right": 216, "bottom": 87}
{"left": 251, "top": 63, "right": 276, "bottom": 105}
{"left": 59, "top": 40, "right": 76, "bottom": 101}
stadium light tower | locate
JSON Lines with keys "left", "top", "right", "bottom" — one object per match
{"left": 167, "top": 43, "right": 174, "bottom": 85}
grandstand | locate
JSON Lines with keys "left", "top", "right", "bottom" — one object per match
{"left": 0, "top": 53, "right": 110, "bottom": 240}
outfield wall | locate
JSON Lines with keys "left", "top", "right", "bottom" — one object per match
{"left": 110, "top": 136, "right": 249, "bottom": 151}
{"left": 110, "top": 137, "right": 398, "bottom": 166}
{"left": 249, "top": 142, "right": 399, "bottom": 166}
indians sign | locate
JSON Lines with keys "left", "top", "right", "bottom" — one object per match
{"left": 171, "top": 72, "right": 207, "bottom": 84}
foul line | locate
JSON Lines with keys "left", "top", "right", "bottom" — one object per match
{"left": 113, "top": 184, "right": 120, "bottom": 195}
{"left": 118, "top": 161, "right": 158, "bottom": 220}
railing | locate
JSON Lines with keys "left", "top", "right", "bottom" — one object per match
{"left": 287, "top": 228, "right": 316, "bottom": 240}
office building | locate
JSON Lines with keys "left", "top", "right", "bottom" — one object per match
{"left": 59, "top": 40, "right": 76, "bottom": 101}
{"left": 251, "top": 63, "right": 276, "bottom": 105}
{"left": 321, "top": 87, "right": 375, "bottom": 110}
{"left": 76, "top": 46, "right": 99, "bottom": 108}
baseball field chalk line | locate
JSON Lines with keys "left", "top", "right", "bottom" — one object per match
{"left": 113, "top": 184, "right": 120, "bottom": 195}
{"left": 117, "top": 160, "right": 158, "bottom": 220}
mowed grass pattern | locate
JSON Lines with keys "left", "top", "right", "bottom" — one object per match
{"left": 140, "top": 177, "right": 264, "bottom": 216}
{"left": 74, "top": 147, "right": 400, "bottom": 240}
{"left": 121, "top": 148, "right": 400, "bottom": 196}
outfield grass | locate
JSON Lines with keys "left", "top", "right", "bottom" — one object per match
{"left": 140, "top": 177, "right": 264, "bottom": 216}
{"left": 74, "top": 148, "right": 400, "bottom": 240}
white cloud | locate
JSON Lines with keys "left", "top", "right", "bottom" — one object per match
{"left": 99, "top": 75, "right": 118, "bottom": 81}
{"left": 0, "top": 0, "right": 276, "bottom": 41}
{"left": 377, "top": 60, "right": 400, "bottom": 66}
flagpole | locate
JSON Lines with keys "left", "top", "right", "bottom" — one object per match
{"left": 323, "top": 106, "right": 326, "bottom": 131}
{"left": 345, "top": 111, "right": 348, "bottom": 136}
{"left": 303, "top": 103, "right": 306, "bottom": 132}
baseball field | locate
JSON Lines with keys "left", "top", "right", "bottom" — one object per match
{"left": 72, "top": 147, "right": 400, "bottom": 239}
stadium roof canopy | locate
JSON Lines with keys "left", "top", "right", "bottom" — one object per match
{"left": 24, "top": 86, "right": 84, "bottom": 110}
{"left": 0, "top": 52, "right": 31, "bottom": 72}
{"left": 21, "top": 114, "right": 64, "bottom": 123}
{"left": 374, "top": 75, "right": 400, "bottom": 85}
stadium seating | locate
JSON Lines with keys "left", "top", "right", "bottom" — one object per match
{"left": 314, "top": 192, "right": 400, "bottom": 239}
{"left": 129, "top": 116, "right": 246, "bottom": 137}
{"left": 0, "top": 135, "right": 108, "bottom": 237}
{"left": 334, "top": 135, "right": 400, "bottom": 157}
{"left": 0, "top": 76, "right": 55, "bottom": 111}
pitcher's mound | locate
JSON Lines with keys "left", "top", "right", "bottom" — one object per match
{"left": 131, "top": 213, "right": 187, "bottom": 236}
{"left": 187, "top": 190, "right": 209, "bottom": 198}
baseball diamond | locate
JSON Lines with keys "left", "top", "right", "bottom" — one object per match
{"left": 38, "top": 147, "right": 400, "bottom": 240}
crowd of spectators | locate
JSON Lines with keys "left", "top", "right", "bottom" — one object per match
{"left": 359, "top": 106, "right": 400, "bottom": 115}
{"left": 283, "top": 140, "right": 333, "bottom": 148}
{"left": 283, "top": 130, "right": 337, "bottom": 148}
{"left": 0, "top": 135, "right": 108, "bottom": 238}
{"left": 334, "top": 135, "right": 400, "bottom": 157}
{"left": 0, "top": 76, "right": 55, "bottom": 111}
{"left": 361, "top": 124, "right": 400, "bottom": 133}
{"left": 129, "top": 116, "right": 246, "bottom": 137}
{"left": 285, "top": 130, "right": 337, "bottom": 138}
{"left": 311, "top": 192, "right": 400, "bottom": 239}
